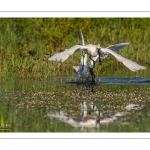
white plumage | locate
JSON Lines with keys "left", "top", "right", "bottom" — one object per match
{"left": 100, "top": 48, "right": 146, "bottom": 72}
{"left": 48, "top": 29, "right": 145, "bottom": 72}
{"left": 49, "top": 43, "right": 145, "bottom": 72}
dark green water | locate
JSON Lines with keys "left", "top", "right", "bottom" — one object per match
{"left": 0, "top": 67, "right": 150, "bottom": 132}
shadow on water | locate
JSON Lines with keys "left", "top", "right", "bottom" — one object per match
{"left": 1, "top": 75, "right": 150, "bottom": 132}
{"left": 47, "top": 76, "right": 150, "bottom": 86}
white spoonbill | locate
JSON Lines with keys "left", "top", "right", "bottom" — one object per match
{"left": 49, "top": 43, "right": 145, "bottom": 72}
{"left": 48, "top": 43, "right": 128, "bottom": 63}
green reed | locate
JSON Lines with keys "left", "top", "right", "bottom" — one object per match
{"left": 0, "top": 18, "right": 150, "bottom": 80}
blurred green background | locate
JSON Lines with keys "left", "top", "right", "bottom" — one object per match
{"left": 0, "top": 18, "right": 149, "bottom": 79}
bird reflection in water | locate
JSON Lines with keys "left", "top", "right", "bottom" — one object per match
{"left": 48, "top": 96, "right": 102, "bottom": 132}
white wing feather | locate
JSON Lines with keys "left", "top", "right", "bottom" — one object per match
{"left": 48, "top": 45, "right": 83, "bottom": 62}
{"left": 101, "top": 48, "right": 146, "bottom": 72}
{"left": 104, "top": 43, "right": 129, "bottom": 58}
{"left": 107, "top": 43, "right": 129, "bottom": 51}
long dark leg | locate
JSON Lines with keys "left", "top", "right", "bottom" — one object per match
{"left": 89, "top": 68, "right": 96, "bottom": 84}
{"left": 97, "top": 48, "right": 103, "bottom": 65}
{"left": 89, "top": 56, "right": 96, "bottom": 84}
{"left": 99, "top": 57, "right": 102, "bottom": 65}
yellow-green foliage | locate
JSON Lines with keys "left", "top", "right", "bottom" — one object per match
{"left": 0, "top": 18, "right": 150, "bottom": 79}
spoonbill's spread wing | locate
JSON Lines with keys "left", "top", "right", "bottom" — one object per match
{"left": 107, "top": 43, "right": 129, "bottom": 51}
{"left": 101, "top": 48, "right": 146, "bottom": 72}
{"left": 104, "top": 43, "right": 129, "bottom": 58}
{"left": 48, "top": 45, "right": 83, "bottom": 62}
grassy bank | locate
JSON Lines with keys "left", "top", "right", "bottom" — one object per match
{"left": 0, "top": 18, "right": 150, "bottom": 80}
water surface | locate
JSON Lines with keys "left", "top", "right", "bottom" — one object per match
{"left": 0, "top": 69, "right": 150, "bottom": 132}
